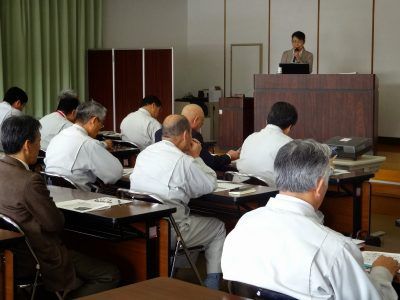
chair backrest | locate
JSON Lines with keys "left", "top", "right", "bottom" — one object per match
{"left": 228, "top": 281, "right": 297, "bottom": 300}
{"left": 40, "top": 171, "right": 78, "bottom": 189}
{"left": 116, "top": 188, "right": 162, "bottom": 204}
{"left": 224, "top": 171, "right": 269, "bottom": 186}
{"left": 0, "top": 213, "right": 40, "bottom": 267}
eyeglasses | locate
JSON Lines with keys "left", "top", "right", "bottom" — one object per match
{"left": 95, "top": 117, "right": 104, "bottom": 129}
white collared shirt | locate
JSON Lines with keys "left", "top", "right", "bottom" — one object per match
{"left": 120, "top": 107, "right": 161, "bottom": 151}
{"left": 236, "top": 124, "right": 292, "bottom": 186}
{"left": 130, "top": 140, "right": 217, "bottom": 224}
{"left": 14, "top": 157, "right": 29, "bottom": 170}
{"left": 0, "top": 102, "right": 23, "bottom": 151}
{"left": 222, "top": 194, "right": 397, "bottom": 300}
{"left": 39, "top": 111, "right": 73, "bottom": 150}
{"left": 45, "top": 124, "right": 123, "bottom": 190}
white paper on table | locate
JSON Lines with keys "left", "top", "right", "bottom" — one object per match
{"left": 214, "top": 180, "right": 244, "bottom": 192}
{"left": 362, "top": 251, "right": 400, "bottom": 272}
{"left": 123, "top": 168, "right": 134, "bottom": 176}
{"left": 332, "top": 169, "right": 351, "bottom": 175}
{"left": 56, "top": 197, "right": 131, "bottom": 213}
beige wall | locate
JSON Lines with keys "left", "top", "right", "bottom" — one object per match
{"left": 103, "top": 0, "right": 400, "bottom": 138}
{"left": 103, "top": 0, "right": 188, "bottom": 98}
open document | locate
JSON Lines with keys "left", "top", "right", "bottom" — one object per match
{"left": 362, "top": 251, "right": 400, "bottom": 272}
{"left": 56, "top": 197, "right": 131, "bottom": 213}
{"left": 214, "top": 180, "right": 244, "bottom": 192}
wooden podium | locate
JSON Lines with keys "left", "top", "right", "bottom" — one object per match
{"left": 254, "top": 74, "right": 379, "bottom": 148}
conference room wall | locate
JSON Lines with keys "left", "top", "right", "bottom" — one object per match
{"left": 186, "top": 0, "right": 225, "bottom": 98}
{"left": 269, "top": 0, "right": 318, "bottom": 75}
{"left": 102, "top": 0, "right": 188, "bottom": 99}
{"left": 103, "top": 0, "right": 400, "bottom": 138}
{"left": 225, "top": 0, "right": 268, "bottom": 97}
{"left": 319, "top": 0, "right": 372, "bottom": 74}
{"left": 374, "top": 0, "right": 400, "bottom": 138}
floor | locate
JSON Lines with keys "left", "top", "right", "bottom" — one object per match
{"left": 371, "top": 144, "right": 400, "bottom": 252}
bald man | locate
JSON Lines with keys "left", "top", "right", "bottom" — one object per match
{"left": 131, "top": 114, "right": 226, "bottom": 290}
{"left": 155, "top": 104, "right": 240, "bottom": 171}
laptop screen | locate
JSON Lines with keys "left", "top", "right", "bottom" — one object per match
{"left": 279, "top": 63, "right": 310, "bottom": 74}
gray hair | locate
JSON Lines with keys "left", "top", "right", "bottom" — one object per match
{"left": 274, "top": 139, "right": 332, "bottom": 193}
{"left": 75, "top": 100, "right": 107, "bottom": 124}
{"left": 162, "top": 115, "right": 190, "bottom": 138}
{"left": 58, "top": 89, "right": 77, "bottom": 101}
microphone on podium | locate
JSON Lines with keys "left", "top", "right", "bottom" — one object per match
{"left": 293, "top": 48, "right": 299, "bottom": 63}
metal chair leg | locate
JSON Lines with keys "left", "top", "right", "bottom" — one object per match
{"left": 168, "top": 216, "right": 204, "bottom": 286}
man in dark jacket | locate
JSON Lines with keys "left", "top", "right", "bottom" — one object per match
{"left": 155, "top": 104, "right": 240, "bottom": 171}
{"left": 0, "top": 115, "right": 119, "bottom": 298}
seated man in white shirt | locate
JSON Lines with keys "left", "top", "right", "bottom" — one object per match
{"left": 222, "top": 139, "right": 399, "bottom": 300}
{"left": 45, "top": 100, "right": 123, "bottom": 191}
{"left": 0, "top": 87, "right": 28, "bottom": 151}
{"left": 39, "top": 89, "right": 80, "bottom": 150}
{"left": 120, "top": 95, "right": 162, "bottom": 150}
{"left": 236, "top": 101, "right": 297, "bottom": 186}
{"left": 130, "top": 114, "right": 226, "bottom": 290}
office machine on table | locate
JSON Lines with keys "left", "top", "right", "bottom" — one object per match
{"left": 325, "top": 136, "right": 372, "bottom": 160}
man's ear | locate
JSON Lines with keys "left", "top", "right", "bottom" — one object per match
{"left": 12, "top": 100, "right": 22, "bottom": 109}
{"left": 22, "top": 139, "right": 30, "bottom": 154}
{"left": 314, "top": 177, "right": 326, "bottom": 203}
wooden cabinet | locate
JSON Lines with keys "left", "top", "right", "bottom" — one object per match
{"left": 88, "top": 49, "right": 173, "bottom": 131}
{"left": 218, "top": 96, "right": 254, "bottom": 149}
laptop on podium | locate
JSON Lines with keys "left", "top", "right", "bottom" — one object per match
{"left": 279, "top": 63, "right": 310, "bottom": 74}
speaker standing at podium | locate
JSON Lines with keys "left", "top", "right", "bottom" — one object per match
{"left": 281, "top": 31, "right": 313, "bottom": 73}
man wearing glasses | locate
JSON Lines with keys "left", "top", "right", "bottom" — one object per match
{"left": 45, "top": 100, "right": 123, "bottom": 191}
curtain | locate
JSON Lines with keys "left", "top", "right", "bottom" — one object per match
{"left": 0, "top": 0, "right": 102, "bottom": 117}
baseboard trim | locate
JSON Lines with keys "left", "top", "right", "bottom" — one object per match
{"left": 378, "top": 136, "right": 400, "bottom": 145}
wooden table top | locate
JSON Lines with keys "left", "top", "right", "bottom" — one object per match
{"left": 0, "top": 229, "right": 23, "bottom": 248}
{"left": 79, "top": 277, "right": 251, "bottom": 300}
{"left": 48, "top": 186, "right": 176, "bottom": 224}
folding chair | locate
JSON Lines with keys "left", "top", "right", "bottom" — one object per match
{"left": 228, "top": 281, "right": 297, "bottom": 300}
{"left": 116, "top": 188, "right": 204, "bottom": 286}
{"left": 39, "top": 171, "right": 78, "bottom": 189}
{"left": 0, "top": 213, "right": 64, "bottom": 300}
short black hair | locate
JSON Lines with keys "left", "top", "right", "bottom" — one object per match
{"left": 56, "top": 90, "right": 80, "bottom": 114}
{"left": 3, "top": 87, "right": 28, "bottom": 105}
{"left": 292, "top": 31, "right": 305, "bottom": 42}
{"left": 267, "top": 101, "right": 298, "bottom": 130}
{"left": 141, "top": 95, "right": 162, "bottom": 107}
{"left": 1, "top": 115, "right": 41, "bottom": 154}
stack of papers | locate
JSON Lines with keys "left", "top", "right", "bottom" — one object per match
{"left": 362, "top": 251, "right": 400, "bottom": 272}
{"left": 214, "top": 180, "right": 244, "bottom": 192}
{"left": 123, "top": 168, "right": 134, "bottom": 176}
{"left": 56, "top": 197, "right": 131, "bottom": 213}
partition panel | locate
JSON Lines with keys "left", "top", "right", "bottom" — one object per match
{"left": 88, "top": 50, "right": 114, "bottom": 130}
{"left": 114, "top": 50, "right": 143, "bottom": 130}
{"left": 144, "top": 49, "right": 173, "bottom": 123}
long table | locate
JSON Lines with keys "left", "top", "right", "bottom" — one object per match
{"left": 323, "top": 170, "right": 374, "bottom": 237}
{"left": 0, "top": 229, "right": 23, "bottom": 300}
{"left": 188, "top": 171, "right": 374, "bottom": 237}
{"left": 190, "top": 184, "right": 278, "bottom": 231}
{"left": 79, "top": 277, "right": 250, "bottom": 300}
{"left": 49, "top": 186, "right": 176, "bottom": 283}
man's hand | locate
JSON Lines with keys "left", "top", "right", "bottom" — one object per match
{"left": 373, "top": 255, "right": 400, "bottom": 276}
{"left": 227, "top": 149, "right": 240, "bottom": 161}
{"left": 103, "top": 139, "right": 113, "bottom": 151}
{"left": 187, "top": 138, "right": 202, "bottom": 158}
